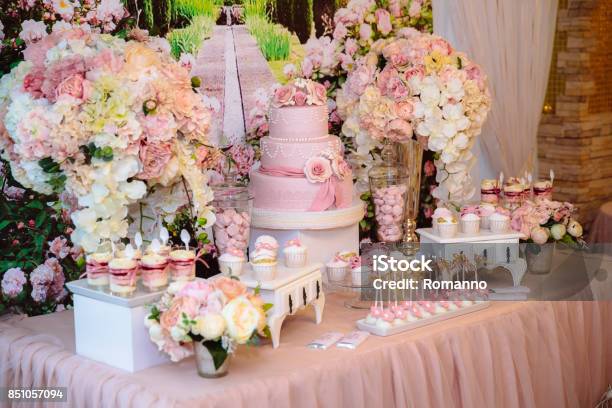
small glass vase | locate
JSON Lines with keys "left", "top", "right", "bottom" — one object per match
{"left": 194, "top": 341, "right": 230, "bottom": 378}
{"left": 525, "top": 243, "right": 555, "bottom": 275}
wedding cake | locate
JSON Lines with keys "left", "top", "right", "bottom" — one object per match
{"left": 249, "top": 79, "right": 354, "bottom": 211}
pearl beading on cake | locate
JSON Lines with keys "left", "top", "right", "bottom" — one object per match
{"left": 269, "top": 106, "right": 328, "bottom": 126}
{"left": 261, "top": 138, "right": 341, "bottom": 159}
{"left": 268, "top": 135, "right": 329, "bottom": 142}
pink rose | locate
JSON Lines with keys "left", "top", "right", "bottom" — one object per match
{"left": 56, "top": 74, "right": 86, "bottom": 100}
{"left": 375, "top": 9, "right": 392, "bottom": 36}
{"left": 41, "top": 55, "right": 87, "bottom": 102}
{"left": 138, "top": 142, "right": 173, "bottom": 180}
{"left": 530, "top": 227, "right": 549, "bottom": 245}
{"left": 405, "top": 66, "right": 425, "bottom": 82}
{"left": 304, "top": 156, "right": 333, "bottom": 183}
{"left": 214, "top": 277, "right": 247, "bottom": 300}
{"left": 272, "top": 85, "right": 295, "bottom": 107}
{"left": 377, "top": 68, "right": 409, "bottom": 101}
{"left": 23, "top": 67, "right": 45, "bottom": 98}
{"left": 383, "top": 42, "right": 409, "bottom": 68}
{"left": 294, "top": 91, "right": 307, "bottom": 106}
{"left": 431, "top": 37, "right": 453, "bottom": 56}
{"left": 424, "top": 160, "right": 435, "bottom": 177}
{"left": 176, "top": 280, "right": 213, "bottom": 303}
{"left": 359, "top": 24, "right": 372, "bottom": 42}
{"left": 385, "top": 119, "right": 413, "bottom": 142}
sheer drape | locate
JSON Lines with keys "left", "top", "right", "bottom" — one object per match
{"left": 432, "top": 0, "right": 558, "bottom": 179}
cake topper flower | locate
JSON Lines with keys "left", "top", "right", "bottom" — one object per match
{"left": 271, "top": 78, "right": 327, "bottom": 108}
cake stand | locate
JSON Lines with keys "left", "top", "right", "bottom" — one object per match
{"left": 249, "top": 200, "right": 364, "bottom": 270}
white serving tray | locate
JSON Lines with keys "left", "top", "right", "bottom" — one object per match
{"left": 66, "top": 279, "right": 167, "bottom": 308}
{"left": 417, "top": 228, "right": 522, "bottom": 243}
{"left": 236, "top": 263, "right": 322, "bottom": 290}
{"left": 356, "top": 301, "right": 490, "bottom": 336}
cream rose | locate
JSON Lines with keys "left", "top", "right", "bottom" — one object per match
{"left": 222, "top": 296, "right": 261, "bottom": 344}
{"left": 304, "top": 156, "right": 333, "bottom": 183}
{"left": 193, "top": 313, "right": 226, "bottom": 340}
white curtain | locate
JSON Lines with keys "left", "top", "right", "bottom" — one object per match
{"left": 432, "top": 0, "right": 558, "bottom": 180}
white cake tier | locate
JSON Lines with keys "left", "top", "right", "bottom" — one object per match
{"left": 251, "top": 200, "right": 364, "bottom": 230}
{"left": 269, "top": 105, "right": 328, "bottom": 140}
{"left": 249, "top": 168, "right": 354, "bottom": 212}
{"left": 260, "top": 135, "right": 342, "bottom": 169}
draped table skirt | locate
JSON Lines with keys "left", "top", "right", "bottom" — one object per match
{"left": 1, "top": 296, "right": 610, "bottom": 408}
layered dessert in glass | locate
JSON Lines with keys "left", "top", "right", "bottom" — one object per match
{"left": 86, "top": 252, "right": 112, "bottom": 288}
{"left": 140, "top": 253, "right": 169, "bottom": 291}
{"left": 169, "top": 249, "right": 196, "bottom": 281}
{"left": 108, "top": 258, "right": 139, "bottom": 296}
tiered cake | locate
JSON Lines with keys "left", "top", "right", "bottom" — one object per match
{"left": 249, "top": 80, "right": 354, "bottom": 211}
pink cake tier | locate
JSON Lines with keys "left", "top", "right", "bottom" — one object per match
{"left": 250, "top": 169, "right": 353, "bottom": 211}
{"left": 269, "top": 104, "right": 328, "bottom": 140}
{"left": 260, "top": 136, "right": 342, "bottom": 169}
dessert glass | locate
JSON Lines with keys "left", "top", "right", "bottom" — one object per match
{"left": 140, "top": 253, "right": 169, "bottom": 291}
{"left": 108, "top": 258, "right": 139, "bottom": 296}
{"left": 86, "top": 252, "right": 111, "bottom": 289}
{"left": 169, "top": 250, "right": 196, "bottom": 281}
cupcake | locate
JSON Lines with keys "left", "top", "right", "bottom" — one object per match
{"left": 432, "top": 207, "right": 453, "bottom": 233}
{"left": 169, "top": 249, "right": 196, "bottom": 281}
{"left": 489, "top": 210, "right": 510, "bottom": 233}
{"left": 478, "top": 203, "right": 495, "bottom": 230}
{"left": 337, "top": 250, "right": 358, "bottom": 261}
{"left": 219, "top": 248, "right": 246, "bottom": 276}
{"left": 108, "top": 258, "right": 139, "bottom": 296}
{"left": 436, "top": 214, "right": 458, "bottom": 238}
{"left": 349, "top": 256, "right": 363, "bottom": 286}
{"left": 326, "top": 253, "right": 349, "bottom": 282}
{"left": 283, "top": 239, "right": 307, "bottom": 268}
{"left": 480, "top": 179, "right": 500, "bottom": 204}
{"left": 250, "top": 235, "right": 279, "bottom": 280}
{"left": 86, "top": 252, "right": 112, "bottom": 288}
{"left": 140, "top": 253, "right": 169, "bottom": 291}
{"left": 461, "top": 212, "right": 480, "bottom": 235}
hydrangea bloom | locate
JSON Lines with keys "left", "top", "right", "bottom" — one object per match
{"left": 1, "top": 268, "right": 27, "bottom": 298}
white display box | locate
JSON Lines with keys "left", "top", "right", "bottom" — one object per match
{"left": 66, "top": 280, "right": 169, "bottom": 372}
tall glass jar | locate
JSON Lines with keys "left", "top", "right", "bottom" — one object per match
{"left": 212, "top": 187, "right": 253, "bottom": 256}
{"left": 369, "top": 142, "right": 409, "bottom": 243}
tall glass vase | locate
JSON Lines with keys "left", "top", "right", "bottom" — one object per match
{"left": 397, "top": 140, "right": 423, "bottom": 253}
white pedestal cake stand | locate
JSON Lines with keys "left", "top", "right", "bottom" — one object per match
{"left": 249, "top": 201, "right": 364, "bottom": 271}
{"left": 228, "top": 263, "right": 325, "bottom": 348}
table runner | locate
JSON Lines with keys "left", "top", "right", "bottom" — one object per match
{"left": 1, "top": 296, "right": 610, "bottom": 408}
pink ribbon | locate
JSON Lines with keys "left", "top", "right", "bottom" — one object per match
{"left": 256, "top": 242, "right": 278, "bottom": 251}
{"left": 259, "top": 165, "right": 340, "bottom": 211}
{"left": 460, "top": 205, "right": 479, "bottom": 217}
{"left": 286, "top": 239, "right": 302, "bottom": 247}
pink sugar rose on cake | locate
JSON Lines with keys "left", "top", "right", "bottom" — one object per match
{"left": 304, "top": 156, "right": 333, "bottom": 183}
{"left": 272, "top": 85, "right": 295, "bottom": 107}
{"left": 294, "top": 91, "right": 307, "bottom": 106}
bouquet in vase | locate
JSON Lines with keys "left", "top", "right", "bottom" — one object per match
{"left": 146, "top": 278, "right": 269, "bottom": 374}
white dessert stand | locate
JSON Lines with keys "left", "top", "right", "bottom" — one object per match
{"left": 249, "top": 201, "right": 364, "bottom": 271}
{"left": 232, "top": 263, "right": 325, "bottom": 348}
{"left": 417, "top": 228, "right": 528, "bottom": 297}
{"left": 66, "top": 280, "right": 169, "bottom": 372}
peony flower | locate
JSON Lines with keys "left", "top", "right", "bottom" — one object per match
{"left": 222, "top": 296, "right": 263, "bottom": 344}
{"left": 531, "top": 226, "right": 549, "bottom": 245}
{"left": 19, "top": 20, "right": 48, "bottom": 44}
{"left": 214, "top": 277, "right": 247, "bottom": 300}
{"left": 1, "top": 268, "right": 27, "bottom": 298}
{"left": 304, "top": 156, "right": 333, "bottom": 183}
{"left": 375, "top": 9, "right": 392, "bottom": 35}
{"left": 138, "top": 142, "right": 173, "bottom": 180}
{"left": 176, "top": 280, "right": 213, "bottom": 303}
{"left": 160, "top": 296, "right": 200, "bottom": 330}
{"left": 193, "top": 313, "right": 226, "bottom": 340}
{"left": 48, "top": 236, "right": 70, "bottom": 259}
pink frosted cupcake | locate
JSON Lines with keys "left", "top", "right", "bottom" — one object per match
{"left": 283, "top": 239, "right": 307, "bottom": 268}
{"left": 86, "top": 252, "right": 112, "bottom": 288}
{"left": 326, "top": 254, "right": 349, "bottom": 282}
{"left": 461, "top": 213, "right": 481, "bottom": 235}
{"left": 140, "top": 253, "right": 169, "bottom": 291}
{"left": 490, "top": 209, "right": 511, "bottom": 233}
{"left": 219, "top": 248, "right": 246, "bottom": 276}
{"left": 108, "top": 258, "right": 139, "bottom": 296}
{"left": 169, "top": 249, "right": 196, "bottom": 281}
{"left": 478, "top": 203, "right": 496, "bottom": 230}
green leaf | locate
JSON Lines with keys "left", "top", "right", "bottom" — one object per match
{"left": 35, "top": 211, "right": 48, "bottom": 228}
{"left": 0, "top": 220, "right": 11, "bottom": 231}
{"left": 201, "top": 340, "right": 228, "bottom": 370}
{"left": 26, "top": 201, "right": 44, "bottom": 210}
{"left": 262, "top": 303, "right": 273, "bottom": 312}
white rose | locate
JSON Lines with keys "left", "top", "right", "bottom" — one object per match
{"left": 170, "top": 325, "right": 188, "bottom": 342}
{"left": 193, "top": 313, "right": 226, "bottom": 340}
{"left": 222, "top": 296, "right": 261, "bottom": 344}
{"left": 550, "top": 223, "right": 566, "bottom": 241}
{"left": 567, "top": 220, "right": 583, "bottom": 238}
{"left": 149, "top": 323, "right": 165, "bottom": 342}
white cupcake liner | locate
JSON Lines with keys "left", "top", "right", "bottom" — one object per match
{"left": 437, "top": 223, "right": 458, "bottom": 239}
{"left": 251, "top": 262, "right": 277, "bottom": 281}
{"left": 219, "top": 259, "right": 245, "bottom": 276}
{"left": 432, "top": 219, "right": 439, "bottom": 233}
{"left": 327, "top": 265, "right": 347, "bottom": 282}
{"left": 284, "top": 251, "right": 307, "bottom": 268}
{"left": 489, "top": 219, "right": 510, "bottom": 233}
{"left": 351, "top": 268, "right": 364, "bottom": 286}
{"left": 480, "top": 215, "right": 491, "bottom": 230}
{"left": 461, "top": 219, "right": 480, "bottom": 235}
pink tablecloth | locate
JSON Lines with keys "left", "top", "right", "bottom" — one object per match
{"left": 1, "top": 296, "right": 611, "bottom": 408}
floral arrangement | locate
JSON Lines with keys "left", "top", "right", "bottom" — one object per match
{"left": 0, "top": 27, "right": 220, "bottom": 253}
{"left": 304, "top": 150, "right": 351, "bottom": 183}
{"left": 271, "top": 78, "right": 327, "bottom": 108}
{"left": 336, "top": 32, "right": 491, "bottom": 202}
{"left": 1, "top": 165, "right": 84, "bottom": 316}
{"left": 145, "top": 277, "right": 270, "bottom": 366}
{"left": 0, "top": 0, "right": 130, "bottom": 74}
{"left": 510, "top": 199, "right": 585, "bottom": 245}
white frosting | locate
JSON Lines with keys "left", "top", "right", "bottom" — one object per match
{"left": 219, "top": 252, "right": 245, "bottom": 262}
{"left": 490, "top": 212, "right": 509, "bottom": 221}
{"left": 461, "top": 213, "right": 480, "bottom": 221}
